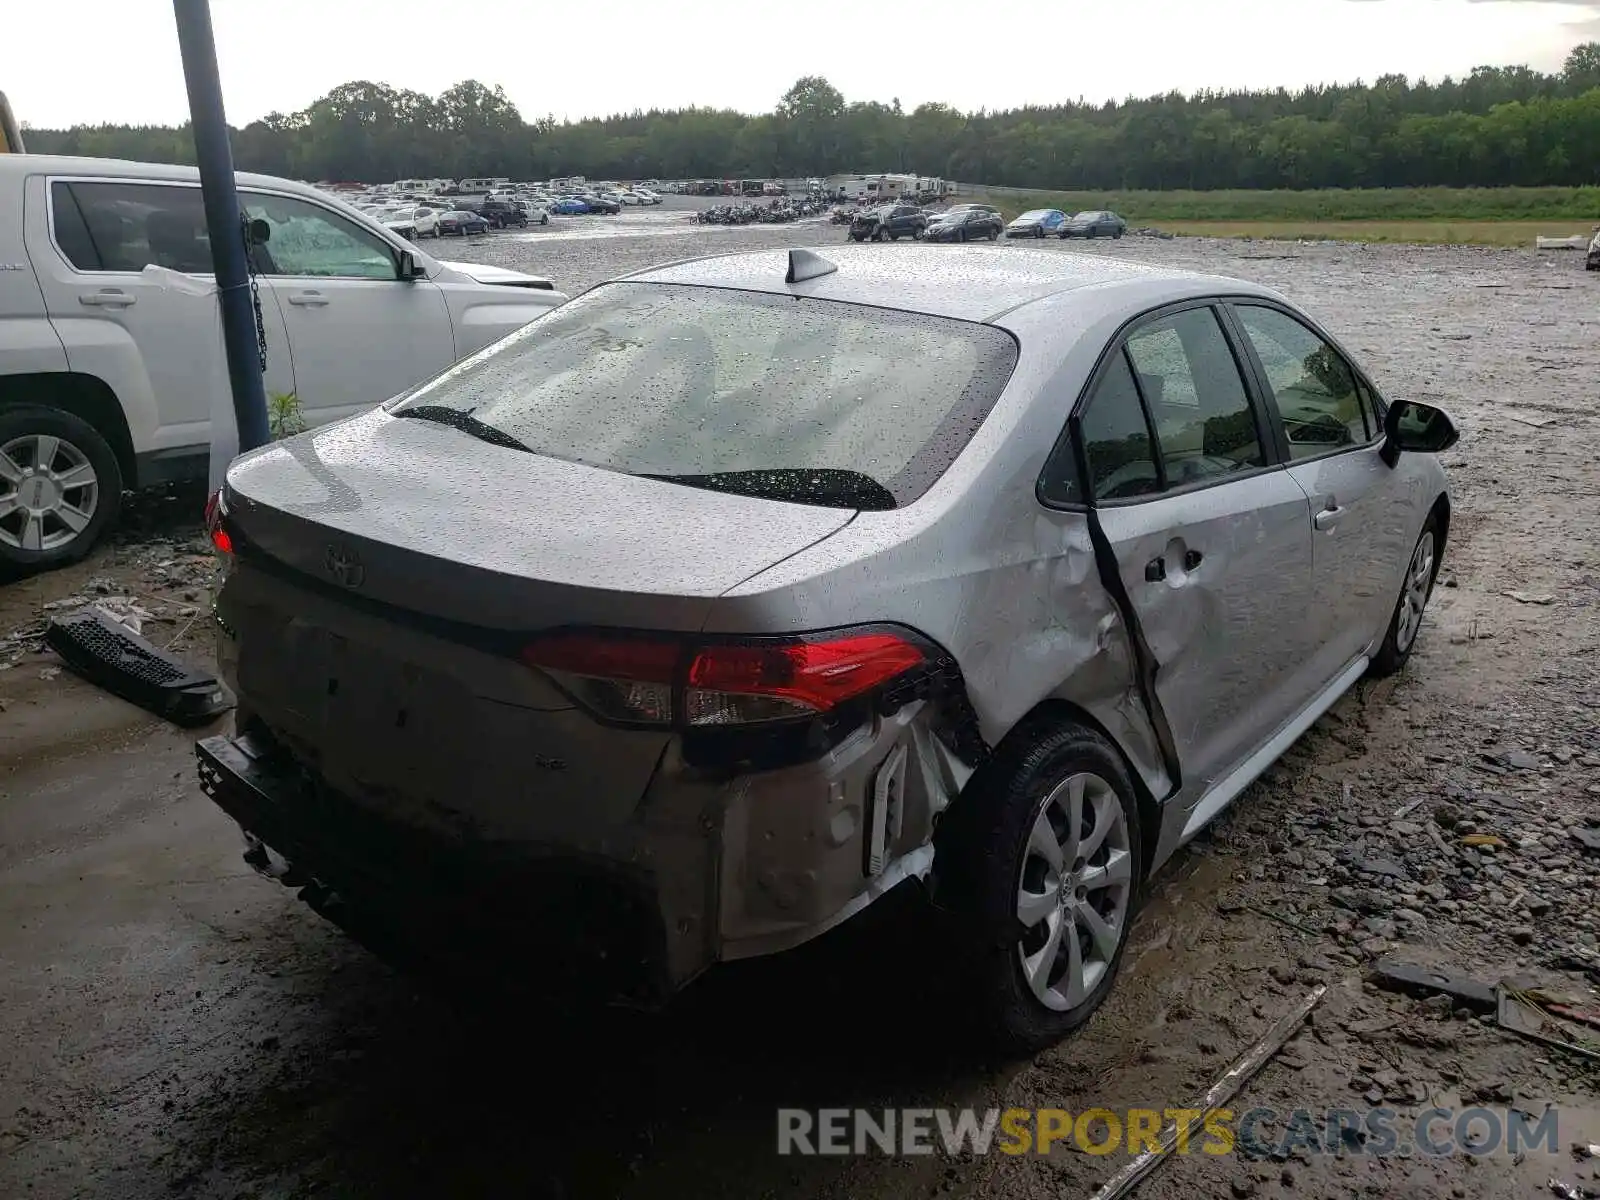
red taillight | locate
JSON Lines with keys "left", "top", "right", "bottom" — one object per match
{"left": 204, "top": 490, "right": 233, "bottom": 555}
{"left": 520, "top": 629, "right": 927, "bottom": 728}
{"left": 686, "top": 634, "right": 925, "bottom": 726}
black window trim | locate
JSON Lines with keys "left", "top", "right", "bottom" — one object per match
{"left": 1221, "top": 297, "right": 1388, "bottom": 468}
{"left": 240, "top": 185, "right": 410, "bottom": 281}
{"left": 1037, "top": 295, "right": 1285, "bottom": 513}
{"left": 43, "top": 175, "right": 416, "bottom": 281}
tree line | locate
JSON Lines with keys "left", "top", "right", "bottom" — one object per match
{"left": 24, "top": 44, "right": 1600, "bottom": 192}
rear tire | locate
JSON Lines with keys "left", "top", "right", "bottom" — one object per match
{"left": 937, "top": 719, "right": 1142, "bottom": 1054}
{"left": 1368, "top": 513, "right": 1442, "bottom": 678}
{"left": 0, "top": 404, "right": 123, "bottom": 573}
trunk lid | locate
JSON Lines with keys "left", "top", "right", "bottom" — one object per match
{"left": 217, "top": 407, "right": 854, "bottom": 849}
{"left": 223, "top": 406, "right": 856, "bottom": 633}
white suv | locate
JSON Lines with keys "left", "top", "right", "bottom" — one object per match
{"left": 0, "top": 155, "right": 569, "bottom": 570}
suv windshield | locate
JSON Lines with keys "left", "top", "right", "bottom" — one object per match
{"left": 391, "top": 282, "right": 1019, "bottom": 508}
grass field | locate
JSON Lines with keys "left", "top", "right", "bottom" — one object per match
{"left": 970, "top": 186, "right": 1600, "bottom": 244}
{"left": 979, "top": 186, "right": 1600, "bottom": 222}
{"left": 1150, "top": 219, "right": 1597, "bottom": 247}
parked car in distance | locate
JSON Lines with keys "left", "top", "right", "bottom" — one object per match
{"left": 550, "top": 197, "right": 590, "bottom": 215}
{"left": 198, "top": 244, "right": 1456, "bottom": 1052}
{"left": 438, "top": 209, "right": 491, "bottom": 236}
{"left": 1060, "top": 210, "right": 1127, "bottom": 239}
{"left": 477, "top": 198, "right": 529, "bottom": 229}
{"left": 945, "top": 203, "right": 1002, "bottom": 217}
{"left": 849, "top": 203, "right": 927, "bottom": 242}
{"left": 630, "top": 189, "right": 662, "bottom": 205}
{"left": 381, "top": 205, "right": 440, "bottom": 239}
{"left": 582, "top": 194, "right": 622, "bottom": 215}
{"left": 0, "top": 154, "right": 567, "bottom": 569}
{"left": 924, "top": 208, "right": 1004, "bottom": 242}
{"left": 1005, "top": 208, "right": 1067, "bottom": 238}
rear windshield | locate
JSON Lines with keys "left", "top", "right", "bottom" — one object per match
{"left": 391, "top": 282, "right": 1019, "bottom": 509}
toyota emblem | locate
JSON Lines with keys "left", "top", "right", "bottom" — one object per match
{"left": 324, "top": 542, "right": 365, "bottom": 589}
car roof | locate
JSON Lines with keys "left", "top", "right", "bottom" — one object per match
{"left": 0, "top": 153, "right": 324, "bottom": 198}
{"left": 621, "top": 245, "right": 1269, "bottom": 324}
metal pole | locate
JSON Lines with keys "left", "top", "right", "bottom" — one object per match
{"left": 172, "top": 0, "right": 270, "bottom": 453}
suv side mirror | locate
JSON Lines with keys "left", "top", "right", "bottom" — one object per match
{"left": 396, "top": 248, "right": 426, "bottom": 281}
{"left": 1380, "top": 399, "right": 1460, "bottom": 466}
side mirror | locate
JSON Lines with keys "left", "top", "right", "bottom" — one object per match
{"left": 1380, "top": 399, "right": 1460, "bottom": 466}
{"left": 246, "top": 218, "right": 271, "bottom": 246}
{"left": 396, "top": 249, "right": 426, "bottom": 281}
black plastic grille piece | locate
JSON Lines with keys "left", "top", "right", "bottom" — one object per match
{"left": 45, "top": 609, "right": 234, "bottom": 726}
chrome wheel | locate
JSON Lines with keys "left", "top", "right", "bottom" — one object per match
{"left": 0, "top": 434, "right": 100, "bottom": 553}
{"left": 1015, "top": 772, "right": 1133, "bottom": 1012}
{"left": 1394, "top": 530, "right": 1436, "bottom": 653}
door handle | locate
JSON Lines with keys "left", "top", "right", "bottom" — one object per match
{"left": 79, "top": 289, "right": 135, "bottom": 307}
{"left": 287, "top": 292, "right": 329, "bottom": 307}
{"left": 1313, "top": 505, "right": 1346, "bottom": 531}
{"left": 1144, "top": 557, "right": 1166, "bottom": 582}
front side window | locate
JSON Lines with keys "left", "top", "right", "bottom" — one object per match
{"left": 50, "top": 180, "right": 212, "bottom": 274}
{"left": 1124, "top": 307, "right": 1264, "bottom": 487}
{"left": 1235, "top": 305, "right": 1368, "bottom": 457}
{"left": 240, "top": 192, "right": 398, "bottom": 279}
{"left": 391, "top": 283, "right": 1019, "bottom": 510}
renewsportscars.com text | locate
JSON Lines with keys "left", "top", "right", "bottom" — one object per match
{"left": 777, "top": 1106, "right": 1560, "bottom": 1159}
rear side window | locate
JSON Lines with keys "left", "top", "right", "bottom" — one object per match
{"left": 50, "top": 180, "right": 211, "bottom": 273}
{"left": 393, "top": 282, "right": 1019, "bottom": 510}
{"left": 1078, "top": 350, "right": 1161, "bottom": 501}
{"left": 1124, "top": 308, "right": 1264, "bottom": 487}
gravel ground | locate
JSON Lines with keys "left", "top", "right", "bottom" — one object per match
{"left": 2, "top": 212, "right": 1598, "bottom": 1200}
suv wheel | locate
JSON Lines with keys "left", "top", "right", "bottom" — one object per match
{"left": 0, "top": 405, "right": 123, "bottom": 571}
{"left": 941, "top": 720, "right": 1142, "bottom": 1053}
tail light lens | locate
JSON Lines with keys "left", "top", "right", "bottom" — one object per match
{"left": 204, "top": 490, "right": 233, "bottom": 556}
{"left": 520, "top": 628, "right": 928, "bottom": 730}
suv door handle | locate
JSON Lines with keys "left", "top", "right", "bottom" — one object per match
{"left": 1313, "top": 505, "right": 1346, "bottom": 531}
{"left": 287, "top": 291, "right": 329, "bottom": 307}
{"left": 79, "top": 289, "right": 135, "bottom": 307}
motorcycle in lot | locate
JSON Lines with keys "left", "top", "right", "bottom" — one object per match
{"left": 694, "top": 196, "right": 834, "bottom": 226}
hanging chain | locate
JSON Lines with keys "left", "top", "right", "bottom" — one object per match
{"left": 239, "top": 214, "right": 269, "bottom": 373}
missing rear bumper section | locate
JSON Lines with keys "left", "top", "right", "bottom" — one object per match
{"left": 197, "top": 732, "right": 677, "bottom": 1006}
{"left": 196, "top": 701, "right": 971, "bottom": 1000}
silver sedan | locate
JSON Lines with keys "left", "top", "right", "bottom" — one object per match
{"left": 200, "top": 245, "right": 1457, "bottom": 1051}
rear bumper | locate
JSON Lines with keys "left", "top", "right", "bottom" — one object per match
{"left": 197, "top": 729, "right": 680, "bottom": 1005}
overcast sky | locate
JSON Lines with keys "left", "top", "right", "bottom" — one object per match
{"left": 10, "top": 0, "right": 1599, "bottom": 128}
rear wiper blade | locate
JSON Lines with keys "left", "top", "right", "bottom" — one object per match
{"left": 393, "top": 405, "right": 532, "bottom": 454}
{"left": 642, "top": 468, "right": 897, "bottom": 511}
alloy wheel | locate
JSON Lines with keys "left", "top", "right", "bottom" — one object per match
{"left": 1015, "top": 772, "right": 1133, "bottom": 1012}
{"left": 0, "top": 433, "right": 100, "bottom": 553}
{"left": 1394, "top": 530, "right": 1436, "bottom": 653}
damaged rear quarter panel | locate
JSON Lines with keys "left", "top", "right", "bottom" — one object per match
{"left": 708, "top": 288, "right": 1192, "bottom": 811}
